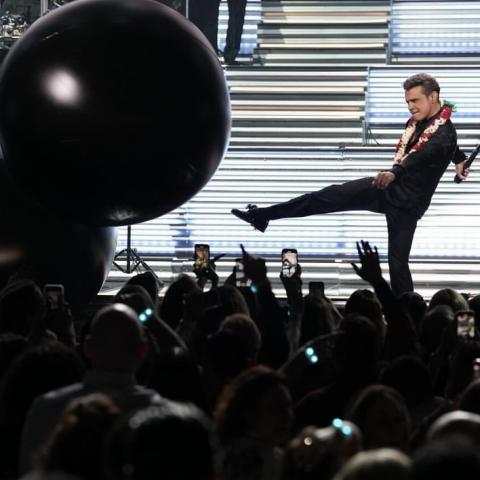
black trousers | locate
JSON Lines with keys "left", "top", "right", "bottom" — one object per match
{"left": 224, "top": 0, "right": 247, "bottom": 62}
{"left": 189, "top": 0, "right": 246, "bottom": 60}
{"left": 189, "top": 0, "right": 220, "bottom": 51}
{"left": 259, "top": 177, "right": 418, "bottom": 296}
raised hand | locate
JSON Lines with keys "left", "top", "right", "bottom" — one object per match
{"left": 351, "top": 240, "right": 383, "bottom": 286}
{"left": 240, "top": 243, "right": 268, "bottom": 284}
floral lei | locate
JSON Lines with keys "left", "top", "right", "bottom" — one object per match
{"left": 394, "top": 100, "right": 455, "bottom": 164}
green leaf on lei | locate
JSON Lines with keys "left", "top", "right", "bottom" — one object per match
{"left": 443, "top": 100, "right": 457, "bottom": 112}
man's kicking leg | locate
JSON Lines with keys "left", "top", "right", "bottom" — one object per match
{"left": 231, "top": 177, "right": 381, "bottom": 232}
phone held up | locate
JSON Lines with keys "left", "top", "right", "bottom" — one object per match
{"left": 43, "top": 284, "right": 65, "bottom": 310}
{"left": 456, "top": 310, "right": 476, "bottom": 339}
{"left": 281, "top": 248, "right": 298, "bottom": 278}
{"left": 234, "top": 257, "right": 251, "bottom": 287}
{"left": 194, "top": 244, "right": 210, "bottom": 271}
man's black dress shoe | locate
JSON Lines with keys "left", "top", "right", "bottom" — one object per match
{"left": 231, "top": 204, "right": 269, "bottom": 232}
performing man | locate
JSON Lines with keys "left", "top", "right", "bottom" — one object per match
{"left": 231, "top": 73, "right": 470, "bottom": 295}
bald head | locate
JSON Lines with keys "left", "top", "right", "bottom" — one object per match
{"left": 85, "top": 303, "right": 146, "bottom": 373}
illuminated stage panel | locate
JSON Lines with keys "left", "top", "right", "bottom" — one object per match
{"left": 391, "top": 1, "right": 480, "bottom": 63}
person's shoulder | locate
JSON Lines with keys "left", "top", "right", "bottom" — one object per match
{"left": 27, "top": 382, "right": 84, "bottom": 419}
{"left": 48, "top": 381, "right": 84, "bottom": 396}
{"left": 435, "top": 119, "right": 457, "bottom": 142}
{"left": 36, "top": 382, "right": 84, "bottom": 404}
{"left": 443, "top": 118, "right": 457, "bottom": 133}
{"left": 111, "top": 384, "right": 164, "bottom": 410}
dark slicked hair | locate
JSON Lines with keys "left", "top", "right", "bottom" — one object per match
{"left": 403, "top": 73, "right": 440, "bottom": 97}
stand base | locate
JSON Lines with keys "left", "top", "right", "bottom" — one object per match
{"left": 113, "top": 226, "right": 164, "bottom": 289}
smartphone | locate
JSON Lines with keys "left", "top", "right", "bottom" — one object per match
{"left": 281, "top": 248, "right": 298, "bottom": 278}
{"left": 309, "top": 281, "right": 325, "bottom": 297}
{"left": 456, "top": 310, "right": 476, "bottom": 338}
{"left": 43, "top": 284, "right": 64, "bottom": 310}
{"left": 234, "top": 257, "right": 251, "bottom": 287}
{"left": 194, "top": 244, "right": 210, "bottom": 270}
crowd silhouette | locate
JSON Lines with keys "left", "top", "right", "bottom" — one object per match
{"left": 1, "top": 241, "right": 480, "bottom": 479}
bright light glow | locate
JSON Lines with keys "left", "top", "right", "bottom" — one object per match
{"left": 332, "top": 418, "right": 343, "bottom": 428}
{"left": 44, "top": 69, "right": 82, "bottom": 106}
{"left": 391, "top": 2, "right": 480, "bottom": 55}
{"left": 303, "top": 436, "right": 313, "bottom": 446}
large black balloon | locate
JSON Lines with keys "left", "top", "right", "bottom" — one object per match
{"left": 0, "top": 0, "right": 230, "bottom": 226}
{"left": 0, "top": 159, "right": 117, "bottom": 308}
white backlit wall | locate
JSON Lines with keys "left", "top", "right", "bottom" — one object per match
{"left": 391, "top": 1, "right": 480, "bottom": 62}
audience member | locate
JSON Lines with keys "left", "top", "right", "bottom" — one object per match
{"left": 0, "top": 343, "right": 84, "bottom": 479}
{"left": 0, "top": 280, "right": 46, "bottom": 339}
{"left": 104, "top": 402, "right": 216, "bottom": 480}
{"left": 36, "top": 393, "right": 120, "bottom": 480}
{"left": 344, "top": 289, "right": 385, "bottom": 338}
{"left": 299, "top": 294, "right": 336, "bottom": 346}
{"left": 147, "top": 346, "right": 208, "bottom": 412}
{"left": 295, "top": 314, "right": 381, "bottom": 429}
{"left": 159, "top": 273, "right": 200, "bottom": 330}
{"left": 333, "top": 448, "right": 411, "bottom": 480}
{"left": 379, "top": 355, "right": 445, "bottom": 432}
{"left": 283, "top": 421, "right": 361, "bottom": 480}
{"left": 411, "top": 436, "right": 480, "bottom": 480}
{"left": 459, "top": 378, "right": 480, "bottom": 414}
{"left": 429, "top": 288, "right": 469, "bottom": 313}
{"left": 418, "top": 305, "right": 454, "bottom": 362}
{"left": 427, "top": 410, "right": 480, "bottom": 448}
{"left": 19, "top": 303, "right": 163, "bottom": 474}
{"left": 215, "top": 365, "right": 293, "bottom": 480}
{"left": 125, "top": 271, "right": 159, "bottom": 308}
{"left": 203, "top": 313, "right": 261, "bottom": 409}
{"left": 115, "top": 283, "right": 186, "bottom": 351}
{"left": 399, "top": 291, "right": 427, "bottom": 333}
{"left": 346, "top": 385, "right": 411, "bottom": 452}
{"left": 0, "top": 333, "right": 29, "bottom": 381}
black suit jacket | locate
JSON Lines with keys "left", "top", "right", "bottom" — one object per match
{"left": 386, "top": 119, "right": 459, "bottom": 218}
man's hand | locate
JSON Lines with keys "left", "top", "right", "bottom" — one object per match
{"left": 351, "top": 240, "right": 383, "bottom": 286}
{"left": 372, "top": 171, "right": 395, "bottom": 189}
{"left": 455, "top": 160, "right": 470, "bottom": 181}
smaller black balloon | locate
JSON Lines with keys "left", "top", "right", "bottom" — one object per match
{"left": 0, "top": 159, "right": 117, "bottom": 309}
{"left": 0, "top": 0, "right": 230, "bottom": 226}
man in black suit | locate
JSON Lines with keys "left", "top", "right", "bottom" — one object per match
{"left": 189, "top": 0, "right": 246, "bottom": 64}
{"left": 232, "top": 74, "right": 469, "bottom": 295}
